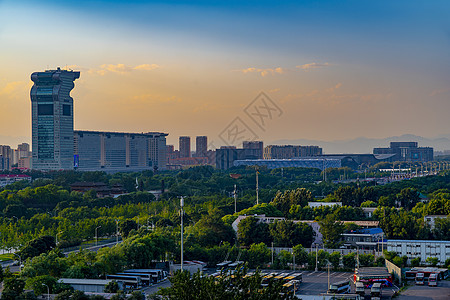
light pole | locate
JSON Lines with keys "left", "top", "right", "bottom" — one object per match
{"left": 315, "top": 244, "right": 318, "bottom": 272}
{"left": 256, "top": 170, "right": 259, "bottom": 205}
{"left": 56, "top": 231, "right": 63, "bottom": 246}
{"left": 233, "top": 184, "right": 237, "bottom": 214}
{"left": 95, "top": 226, "right": 101, "bottom": 247}
{"left": 271, "top": 242, "right": 274, "bottom": 266}
{"left": 115, "top": 219, "right": 119, "bottom": 244}
{"left": 42, "top": 283, "right": 50, "bottom": 300}
{"left": 180, "top": 196, "right": 184, "bottom": 271}
{"left": 16, "top": 253, "right": 22, "bottom": 272}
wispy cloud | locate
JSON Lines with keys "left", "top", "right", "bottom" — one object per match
{"left": 237, "top": 62, "right": 331, "bottom": 77}
{"left": 429, "top": 88, "right": 450, "bottom": 97}
{"left": 296, "top": 62, "right": 331, "bottom": 71}
{"left": 238, "top": 67, "right": 285, "bottom": 77}
{"left": 0, "top": 81, "right": 28, "bottom": 98}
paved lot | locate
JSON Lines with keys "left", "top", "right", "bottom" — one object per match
{"left": 397, "top": 280, "right": 450, "bottom": 300}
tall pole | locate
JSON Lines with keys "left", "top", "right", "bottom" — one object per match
{"left": 293, "top": 251, "right": 295, "bottom": 271}
{"left": 234, "top": 184, "right": 237, "bottom": 214}
{"left": 256, "top": 170, "right": 259, "bottom": 205}
{"left": 115, "top": 219, "right": 119, "bottom": 244}
{"left": 42, "top": 283, "right": 49, "bottom": 300}
{"left": 95, "top": 226, "right": 101, "bottom": 247}
{"left": 180, "top": 196, "right": 184, "bottom": 271}
{"left": 327, "top": 262, "right": 331, "bottom": 293}
{"left": 315, "top": 244, "right": 318, "bottom": 272}
{"left": 271, "top": 242, "right": 274, "bottom": 266}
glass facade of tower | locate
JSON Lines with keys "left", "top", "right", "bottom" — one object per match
{"left": 31, "top": 68, "right": 80, "bottom": 170}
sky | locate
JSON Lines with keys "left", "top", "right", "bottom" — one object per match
{"left": 0, "top": 0, "right": 449, "bottom": 149}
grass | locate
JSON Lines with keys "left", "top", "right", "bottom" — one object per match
{"left": 0, "top": 253, "right": 14, "bottom": 262}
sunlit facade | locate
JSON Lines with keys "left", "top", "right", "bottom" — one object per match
{"left": 31, "top": 68, "right": 80, "bottom": 170}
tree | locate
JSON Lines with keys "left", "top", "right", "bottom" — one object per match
{"left": 104, "top": 280, "right": 120, "bottom": 293}
{"left": 1, "top": 276, "right": 25, "bottom": 300}
{"left": 237, "top": 217, "right": 271, "bottom": 247}
{"left": 119, "top": 220, "right": 138, "bottom": 238}
{"left": 271, "top": 188, "right": 313, "bottom": 216}
{"left": 359, "top": 254, "right": 374, "bottom": 267}
{"left": 186, "top": 209, "right": 235, "bottom": 247}
{"left": 293, "top": 245, "right": 308, "bottom": 266}
{"left": 26, "top": 275, "right": 57, "bottom": 296}
{"left": 318, "top": 214, "right": 344, "bottom": 248}
{"left": 329, "top": 252, "right": 341, "bottom": 269}
{"left": 158, "top": 268, "right": 295, "bottom": 300}
{"left": 342, "top": 253, "right": 356, "bottom": 269}
{"left": 247, "top": 243, "right": 271, "bottom": 268}
{"left": 426, "top": 257, "right": 439, "bottom": 267}
{"left": 396, "top": 188, "right": 420, "bottom": 210}
{"left": 269, "top": 220, "right": 314, "bottom": 248}
{"left": 17, "top": 235, "right": 56, "bottom": 260}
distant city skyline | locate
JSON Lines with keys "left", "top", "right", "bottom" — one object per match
{"left": 1, "top": 1, "right": 450, "bottom": 149}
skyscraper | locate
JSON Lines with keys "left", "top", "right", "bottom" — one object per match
{"left": 31, "top": 68, "right": 80, "bottom": 170}
{"left": 196, "top": 136, "right": 207, "bottom": 157}
{"left": 179, "top": 136, "right": 191, "bottom": 158}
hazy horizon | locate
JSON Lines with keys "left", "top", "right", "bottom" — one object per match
{"left": 1, "top": 1, "right": 450, "bottom": 149}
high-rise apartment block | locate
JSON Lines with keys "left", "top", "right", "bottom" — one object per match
{"left": 74, "top": 131, "right": 167, "bottom": 171}
{"left": 179, "top": 136, "right": 191, "bottom": 158}
{"left": 243, "top": 141, "right": 264, "bottom": 159}
{"left": 196, "top": 136, "right": 207, "bottom": 157}
{"left": 0, "top": 145, "right": 13, "bottom": 170}
{"left": 31, "top": 68, "right": 80, "bottom": 170}
{"left": 263, "top": 145, "right": 322, "bottom": 159}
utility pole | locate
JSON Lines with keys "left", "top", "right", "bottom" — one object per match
{"left": 180, "top": 196, "right": 184, "bottom": 271}
{"left": 256, "top": 170, "right": 259, "bottom": 205}
{"left": 234, "top": 184, "right": 237, "bottom": 214}
{"left": 315, "top": 244, "right": 318, "bottom": 272}
{"left": 271, "top": 242, "right": 274, "bottom": 266}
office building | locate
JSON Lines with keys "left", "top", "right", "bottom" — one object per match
{"left": 215, "top": 145, "right": 264, "bottom": 170}
{"left": 179, "top": 136, "right": 191, "bottom": 158}
{"left": 31, "top": 68, "right": 80, "bottom": 170}
{"left": 373, "top": 142, "right": 433, "bottom": 162}
{"left": 74, "top": 131, "right": 167, "bottom": 172}
{"left": 196, "top": 136, "right": 208, "bottom": 157}
{"left": 264, "top": 145, "right": 322, "bottom": 159}
{"left": 233, "top": 158, "right": 341, "bottom": 170}
{"left": 243, "top": 141, "right": 264, "bottom": 159}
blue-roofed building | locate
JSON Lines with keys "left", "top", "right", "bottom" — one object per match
{"left": 342, "top": 228, "right": 385, "bottom": 250}
{"left": 233, "top": 158, "right": 341, "bottom": 170}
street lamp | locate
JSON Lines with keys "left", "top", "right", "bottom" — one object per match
{"left": 42, "top": 283, "right": 50, "bottom": 300}
{"left": 56, "top": 231, "right": 63, "bottom": 246}
{"left": 115, "top": 219, "right": 119, "bottom": 244}
{"left": 16, "top": 253, "right": 22, "bottom": 272}
{"left": 95, "top": 226, "right": 102, "bottom": 247}
{"left": 315, "top": 244, "right": 318, "bottom": 272}
{"left": 180, "top": 196, "right": 184, "bottom": 271}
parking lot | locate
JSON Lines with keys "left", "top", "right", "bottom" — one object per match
{"left": 396, "top": 279, "right": 450, "bottom": 300}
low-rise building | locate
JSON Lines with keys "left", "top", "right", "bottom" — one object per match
{"left": 342, "top": 228, "right": 384, "bottom": 250}
{"left": 386, "top": 239, "right": 450, "bottom": 264}
{"left": 58, "top": 278, "right": 123, "bottom": 293}
{"left": 0, "top": 174, "right": 32, "bottom": 188}
{"left": 424, "top": 215, "right": 448, "bottom": 230}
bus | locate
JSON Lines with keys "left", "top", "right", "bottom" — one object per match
{"left": 216, "top": 261, "right": 232, "bottom": 272}
{"left": 355, "top": 282, "right": 365, "bottom": 297}
{"left": 105, "top": 275, "right": 141, "bottom": 289}
{"left": 116, "top": 273, "right": 152, "bottom": 286}
{"left": 261, "top": 272, "right": 279, "bottom": 287}
{"left": 370, "top": 282, "right": 382, "bottom": 300}
{"left": 428, "top": 273, "right": 438, "bottom": 287}
{"left": 415, "top": 272, "right": 425, "bottom": 285}
{"left": 283, "top": 273, "right": 303, "bottom": 284}
{"left": 274, "top": 273, "right": 293, "bottom": 282}
{"left": 283, "top": 280, "right": 299, "bottom": 294}
{"left": 328, "top": 280, "right": 351, "bottom": 294}
{"left": 123, "top": 269, "right": 165, "bottom": 283}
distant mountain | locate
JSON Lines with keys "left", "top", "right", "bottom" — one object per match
{"left": 270, "top": 134, "right": 450, "bottom": 154}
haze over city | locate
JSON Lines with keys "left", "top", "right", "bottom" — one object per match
{"left": 1, "top": 0, "right": 449, "bottom": 149}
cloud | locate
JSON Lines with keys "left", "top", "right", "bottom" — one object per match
{"left": 0, "top": 81, "right": 28, "bottom": 98}
{"left": 85, "top": 63, "right": 161, "bottom": 75}
{"left": 429, "top": 88, "right": 449, "bottom": 97}
{"left": 238, "top": 67, "right": 285, "bottom": 77}
{"left": 296, "top": 62, "right": 331, "bottom": 71}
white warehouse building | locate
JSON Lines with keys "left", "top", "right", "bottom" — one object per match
{"left": 387, "top": 240, "right": 450, "bottom": 264}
